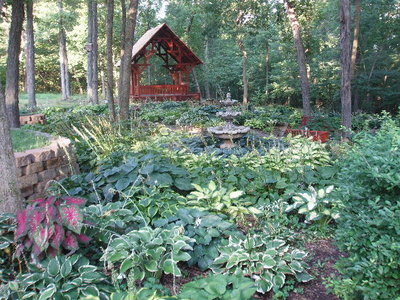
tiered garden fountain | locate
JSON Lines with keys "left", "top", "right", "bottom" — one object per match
{"left": 208, "top": 93, "right": 250, "bottom": 148}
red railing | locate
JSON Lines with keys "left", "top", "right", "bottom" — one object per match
{"left": 137, "top": 85, "right": 188, "bottom": 96}
{"left": 285, "top": 129, "right": 330, "bottom": 143}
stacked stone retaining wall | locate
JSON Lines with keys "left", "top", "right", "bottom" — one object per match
{"left": 15, "top": 133, "right": 79, "bottom": 200}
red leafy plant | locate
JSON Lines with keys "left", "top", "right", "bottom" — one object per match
{"left": 15, "top": 196, "right": 91, "bottom": 260}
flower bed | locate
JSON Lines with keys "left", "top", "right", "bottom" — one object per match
{"left": 285, "top": 129, "right": 330, "bottom": 143}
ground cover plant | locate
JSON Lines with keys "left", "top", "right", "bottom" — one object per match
{"left": 2, "top": 102, "right": 400, "bottom": 300}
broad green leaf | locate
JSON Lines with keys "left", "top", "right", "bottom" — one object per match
{"left": 47, "top": 257, "right": 60, "bottom": 277}
{"left": 163, "top": 259, "right": 181, "bottom": 276}
{"left": 60, "top": 260, "right": 72, "bottom": 278}
{"left": 38, "top": 283, "right": 56, "bottom": 300}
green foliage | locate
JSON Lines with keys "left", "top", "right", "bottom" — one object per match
{"left": 334, "top": 120, "right": 400, "bottom": 299}
{"left": 154, "top": 208, "right": 238, "bottom": 271}
{"left": 285, "top": 185, "right": 339, "bottom": 224}
{"left": 211, "top": 234, "right": 312, "bottom": 294}
{"left": 58, "top": 152, "right": 192, "bottom": 204}
{"left": 101, "top": 227, "right": 194, "bottom": 285}
{"left": 0, "top": 214, "right": 16, "bottom": 283}
{"left": 5, "top": 255, "right": 113, "bottom": 300}
{"left": 178, "top": 274, "right": 257, "bottom": 300}
{"left": 186, "top": 181, "right": 261, "bottom": 222}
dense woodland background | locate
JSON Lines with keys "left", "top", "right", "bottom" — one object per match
{"left": 0, "top": 0, "right": 399, "bottom": 114}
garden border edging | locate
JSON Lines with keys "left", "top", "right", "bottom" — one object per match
{"left": 14, "top": 131, "right": 80, "bottom": 200}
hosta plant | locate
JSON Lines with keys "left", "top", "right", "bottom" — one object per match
{"left": 178, "top": 274, "right": 257, "bottom": 300}
{"left": 101, "top": 226, "right": 195, "bottom": 285}
{"left": 153, "top": 208, "right": 239, "bottom": 271}
{"left": 186, "top": 181, "right": 260, "bottom": 222}
{"left": 15, "top": 196, "right": 91, "bottom": 260}
{"left": 211, "top": 234, "right": 312, "bottom": 293}
{"left": 0, "top": 214, "right": 16, "bottom": 282}
{"left": 285, "top": 185, "right": 340, "bottom": 224}
{"left": 5, "top": 255, "right": 113, "bottom": 300}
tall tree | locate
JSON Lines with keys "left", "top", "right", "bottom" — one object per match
{"left": 351, "top": 0, "right": 361, "bottom": 111}
{"left": 106, "top": 0, "right": 116, "bottom": 120}
{"left": 0, "top": 0, "right": 23, "bottom": 214}
{"left": 5, "top": 0, "right": 25, "bottom": 128}
{"left": 87, "top": 0, "right": 99, "bottom": 104}
{"left": 340, "top": 0, "right": 352, "bottom": 136}
{"left": 91, "top": 0, "right": 99, "bottom": 104}
{"left": 118, "top": 0, "right": 139, "bottom": 120}
{"left": 25, "top": 0, "right": 37, "bottom": 109}
{"left": 57, "top": 0, "right": 71, "bottom": 101}
{"left": 283, "top": 0, "right": 312, "bottom": 118}
{"left": 0, "top": 88, "right": 24, "bottom": 214}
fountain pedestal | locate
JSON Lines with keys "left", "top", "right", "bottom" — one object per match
{"left": 207, "top": 93, "right": 250, "bottom": 149}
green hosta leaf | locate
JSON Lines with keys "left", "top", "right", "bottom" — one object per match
{"left": 289, "top": 261, "right": 304, "bottom": 272}
{"left": 132, "top": 269, "right": 145, "bottom": 281}
{"left": 265, "top": 239, "right": 285, "bottom": 249}
{"left": 148, "top": 173, "right": 173, "bottom": 186}
{"left": 38, "top": 283, "right": 56, "bottom": 300}
{"left": 120, "top": 258, "right": 135, "bottom": 273}
{"left": 204, "top": 280, "right": 227, "bottom": 296}
{"left": 21, "top": 292, "right": 37, "bottom": 299}
{"left": 144, "top": 260, "right": 158, "bottom": 272}
{"left": 115, "top": 177, "right": 132, "bottom": 191}
{"left": 296, "top": 272, "right": 313, "bottom": 282}
{"left": 173, "top": 251, "right": 191, "bottom": 262}
{"left": 47, "top": 257, "right": 60, "bottom": 277}
{"left": 81, "top": 272, "right": 103, "bottom": 282}
{"left": 291, "top": 249, "right": 307, "bottom": 260}
{"left": 174, "top": 178, "right": 193, "bottom": 191}
{"left": 262, "top": 255, "right": 276, "bottom": 268}
{"left": 272, "top": 273, "right": 286, "bottom": 289}
{"left": 60, "top": 259, "right": 72, "bottom": 278}
{"left": 208, "top": 181, "right": 217, "bottom": 191}
{"left": 140, "top": 164, "right": 154, "bottom": 175}
{"left": 81, "top": 285, "right": 100, "bottom": 297}
{"left": 109, "top": 250, "right": 129, "bottom": 262}
{"left": 163, "top": 259, "right": 181, "bottom": 276}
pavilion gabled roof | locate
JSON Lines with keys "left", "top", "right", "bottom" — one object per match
{"left": 131, "top": 23, "right": 202, "bottom": 65}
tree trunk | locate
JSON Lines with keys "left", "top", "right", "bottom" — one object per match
{"left": 5, "top": 0, "right": 24, "bottom": 128}
{"left": 91, "top": 0, "right": 99, "bottom": 104}
{"left": 340, "top": 0, "right": 352, "bottom": 136}
{"left": 118, "top": 0, "right": 138, "bottom": 120}
{"left": 87, "top": 0, "right": 94, "bottom": 103}
{"left": 265, "top": 41, "right": 270, "bottom": 100}
{"left": 351, "top": 0, "right": 361, "bottom": 112}
{"left": 25, "top": 0, "right": 36, "bottom": 109}
{"left": 0, "top": 85, "right": 24, "bottom": 214}
{"left": 350, "top": 0, "right": 361, "bottom": 79}
{"left": 284, "top": 0, "right": 312, "bottom": 117}
{"left": 204, "top": 37, "right": 211, "bottom": 99}
{"left": 57, "top": 0, "right": 71, "bottom": 101}
{"left": 0, "top": 0, "right": 4, "bottom": 14}
{"left": 237, "top": 39, "right": 249, "bottom": 105}
{"left": 120, "top": 0, "right": 126, "bottom": 52}
{"left": 192, "top": 68, "right": 201, "bottom": 97}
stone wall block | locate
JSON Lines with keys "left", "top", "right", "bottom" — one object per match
{"left": 15, "top": 153, "right": 34, "bottom": 167}
{"left": 26, "top": 162, "right": 45, "bottom": 175}
{"left": 21, "top": 186, "right": 34, "bottom": 198}
{"left": 45, "top": 157, "right": 61, "bottom": 169}
{"left": 37, "top": 169, "right": 57, "bottom": 182}
{"left": 19, "top": 173, "right": 39, "bottom": 189}
{"left": 30, "top": 149, "right": 56, "bottom": 162}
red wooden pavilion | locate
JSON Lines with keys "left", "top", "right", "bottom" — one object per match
{"left": 130, "top": 23, "right": 202, "bottom": 101}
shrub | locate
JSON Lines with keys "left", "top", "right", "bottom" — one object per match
{"left": 154, "top": 208, "right": 239, "bottom": 270}
{"left": 211, "top": 234, "right": 312, "bottom": 294}
{"left": 15, "top": 196, "right": 91, "bottom": 260}
{"left": 101, "top": 226, "right": 194, "bottom": 286}
{"left": 5, "top": 255, "right": 113, "bottom": 299}
{"left": 333, "top": 120, "right": 400, "bottom": 298}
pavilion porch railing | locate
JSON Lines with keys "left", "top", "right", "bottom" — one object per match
{"left": 135, "top": 85, "right": 189, "bottom": 96}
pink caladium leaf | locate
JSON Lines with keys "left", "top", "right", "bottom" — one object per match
{"left": 29, "top": 209, "right": 45, "bottom": 235}
{"left": 43, "top": 205, "right": 58, "bottom": 223}
{"left": 59, "top": 205, "right": 83, "bottom": 234}
{"left": 77, "top": 234, "right": 91, "bottom": 244}
{"left": 32, "top": 243, "right": 43, "bottom": 256}
{"left": 16, "top": 244, "right": 24, "bottom": 257}
{"left": 31, "top": 198, "right": 46, "bottom": 204}
{"left": 62, "top": 197, "right": 87, "bottom": 207}
{"left": 62, "top": 231, "right": 79, "bottom": 250}
{"left": 50, "top": 223, "right": 65, "bottom": 250}
{"left": 15, "top": 210, "right": 30, "bottom": 240}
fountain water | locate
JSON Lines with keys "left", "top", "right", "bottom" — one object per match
{"left": 207, "top": 93, "right": 250, "bottom": 149}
